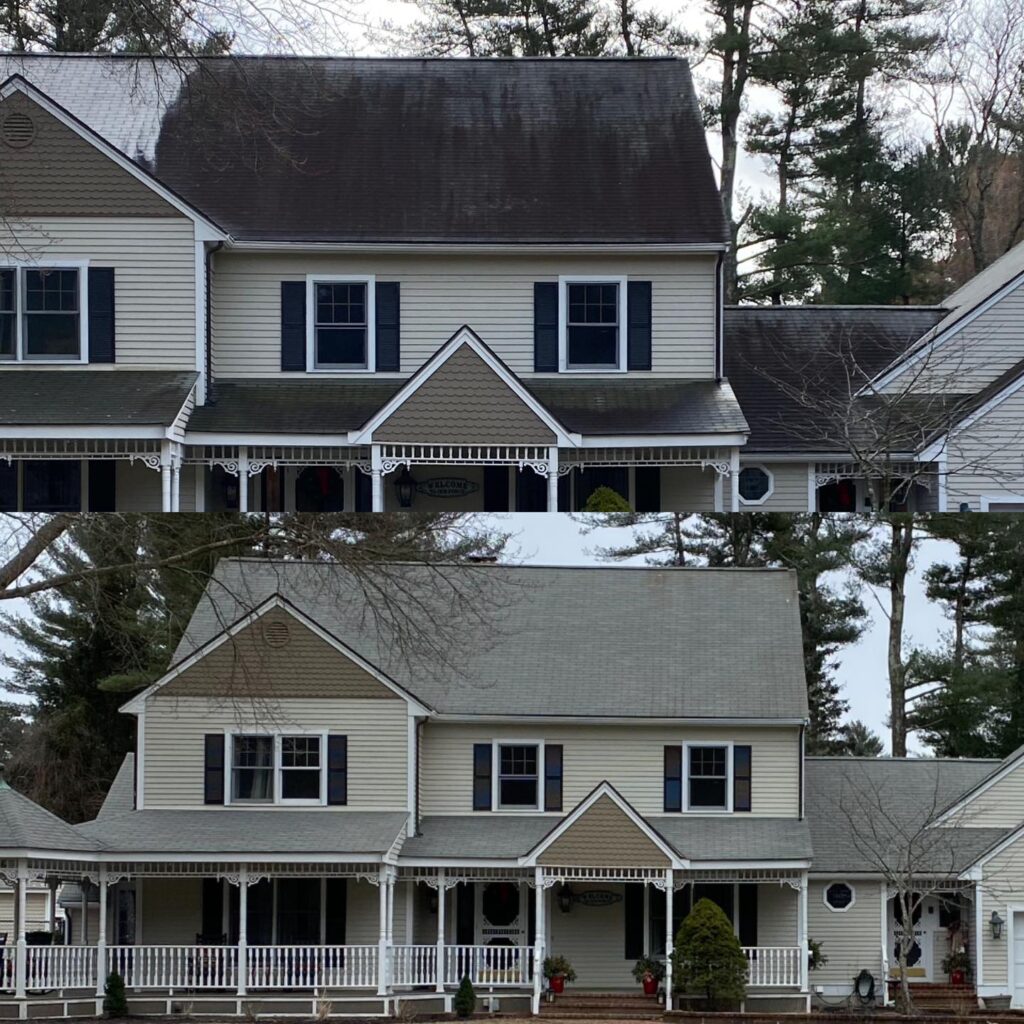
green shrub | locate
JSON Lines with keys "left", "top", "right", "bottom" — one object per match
{"left": 670, "top": 898, "right": 748, "bottom": 1009}
{"left": 453, "top": 975, "right": 476, "bottom": 1018}
{"left": 103, "top": 971, "right": 128, "bottom": 1018}
{"left": 582, "top": 486, "right": 631, "bottom": 512}
{"left": 542, "top": 955, "right": 577, "bottom": 982}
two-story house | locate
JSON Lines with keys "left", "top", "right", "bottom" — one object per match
{"left": 6, "top": 561, "right": 1024, "bottom": 1019}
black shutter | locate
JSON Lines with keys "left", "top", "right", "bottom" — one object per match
{"left": 635, "top": 467, "right": 661, "bottom": 513}
{"left": 483, "top": 467, "right": 510, "bottom": 512}
{"left": 624, "top": 883, "right": 645, "bottom": 959}
{"left": 544, "top": 745, "right": 563, "bottom": 813}
{"left": 534, "top": 282, "right": 558, "bottom": 371}
{"left": 473, "top": 743, "right": 492, "bottom": 811}
{"left": 664, "top": 745, "right": 682, "bottom": 812}
{"left": 626, "top": 281, "right": 652, "bottom": 371}
{"left": 281, "top": 281, "right": 306, "bottom": 371}
{"left": 734, "top": 745, "right": 752, "bottom": 812}
{"left": 87, "top": 267, "right": 115, "bottom": 363}
{"left": 738, "top": 884, "right": 758, "bottom": 947}
{"left": 325, "top": 879, "right": 347, "bottom": 944}
{"left": 355, "top": 469, "right": 372, "bottom": 512}
{"left": 204, "top": 734, "right": 225, "bottom": 805}
{"left": 88, "top": 461, "right": 116, "bottom": 512}
{"left": 200, "top": 879, "right": 223, "bottom": 942}
{"left": 327, "top": 735, "right": 348, "bottom": 805}
{"left": 456, "top": 884, "right": 475, "bottom": 945}
{"left": 0, "top": 462, "right": 16, "bottom": 511}
{"left": 375, "top": 282, "right": 400, "bottom": 371}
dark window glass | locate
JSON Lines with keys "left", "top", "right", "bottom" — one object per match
{"left": 567, "top": 282, "right": 618, "bottom": 367}
{"left": 281, "top": 735, "right": 321, "bottom": 800}
{"left": 688, "top": 745, "right": 728, "bottom": 809}
{"left": 24, "top": 269, "right": 79, "bottom": 358}
{"left": 0, "top": 269, "right": 14, "bottom": 358}
{"left": 23, "top": 461, "right": 80, "bottom": 512}
{"left": 818, "top": 480, "right": 856, "bottom": 513}
{"left": 498, "top": 744, "right": 538, "bottom": 807}
{"left": 231, "top": 735, "right": 274, "bottom": 802}
{"left": 296, "top": 466, "right": 344, "bottom": 512}
{"left": 0, "top": 462, "right": 16, "bottom": 511}
{"left": 315, "top": 282, "right": 367, "bottom": 367}
{"left": 738, "top": 467, "right": 771, "bottom": 502}
{"left": 277, "top": 878, "right": 321, "bottom": 944}
{"left": 825, "top": 882, "right": 854, "bottom": 910}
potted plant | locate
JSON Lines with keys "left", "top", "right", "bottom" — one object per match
{"left": 543, "top": 955, "right": 576, "bottom": 995}
{"left": 632, "top": 956, "right": 666, "bottom": 996}
{"left": 808, "top": 939, "right": 828, "bottom": 973}
{"left": 942, "top": 949, "right": 971, "bottom": 986}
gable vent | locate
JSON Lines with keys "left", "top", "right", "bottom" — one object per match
{"left": 1, "top": 113, "right": 36, "bottom": 149}
{"left": 262, "top": 620, "right": 291, "bottom": 648}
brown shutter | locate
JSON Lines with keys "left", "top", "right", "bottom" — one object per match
{"left": 204, "top": 734, "right": 225, "bottom": 805}
{"left": 664, "top": 745, "right": 682, "bottom": 812}
{"left": 327, "top": 735, "right": 348, "bottom": 805}
{"left": 544, "top": 745, "right": 563, "bottom": 812}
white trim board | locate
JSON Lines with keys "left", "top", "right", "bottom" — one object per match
{"left": 919, "top": 371, "right": 1024, "bottom": 462}
{"left": 932, "top": 746, "right": 1024, "bottom": 827}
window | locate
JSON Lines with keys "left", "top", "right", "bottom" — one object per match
{"left": 497, "top": 744, "right": 539, "bottom": 809}
{"left": 824, "top": 882, "right": 855, "bottom": 912}
{"left": 22, "top": 461, "right": 81, "bottom": 512}
{"left": 309, "top": 277, "right": 373, "bottom": 370}
{"left": 231, "top": 735, "right": 274, "bottom": 802}
{"left": 560, "top": 277, "right": 627, "bottom": 370}
{"left": 687, "top": 744, "right": 729, "bottom": 810}
{"left": 0, "top": 265, "right": 86, "bottom": 361}
{"left": 738, "top": 465, "right": 773, "bottom": 505}
{"left": 280, "top": 735, "right": 322, "bottom": 801}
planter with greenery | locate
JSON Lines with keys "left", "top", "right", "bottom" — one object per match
{"left": 453, "top": 975, "right": 476, "bottom": 1018}
{"left": 631, "top": 956, "right": 666, "bottom": 995}
{"left": 941, "top": 949, "right": 971, "bottom": 986}
{"left": 670, "top": 898, "right": 748, "bottom": 1010}
{"left": 808, "top": 939, "right": 828, "bottom": 973}
{"left": 543, "top": 955, "right": 577, "bottom": 994}
{"left": 103, "top": 972, "right": 128, "bottom": 1018}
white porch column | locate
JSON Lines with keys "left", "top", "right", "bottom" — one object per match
{"left": 730, "top": 448, "right": 740, "bottom": 512}
{"left": 170, "top": 446, "right": 182, "bottom": 513}
{"left": 371, "top": 446, "right": 384, "bottom": 512}
{"left": 160, "top": 441, "right": 172, "bottom": 512}
{"left": 237, "top": 447, "right": 249, "bottom": 513}
{"left": 95, "top": 868, "right": 108, "bottom": 998}
{"left": 798, "top": 874, "right": 809, "bottom": 993}
{"left": 435, "top": 871, "right": 446, "bottom": 993}
{"left": 546, "top": 447, "right": 559, "bottom": 512}
{"left": 81, "top": 881, "right": 89, "bottom": 944}
{"left": 377, "top": 867, "right": 392, "bottom": 996}
{"left": 532, "top": 868, "right": 545, "bottom": 1015}
{"left": 664, "top": 870, "right": 674, "bottom": 1011}
{"left": 47, "top": 878, "right": 58, "bottom": 934}
{"left": 14, "top": 861, "right": 27, "bottom": 1002}
{"left": 237, "top": 868, "right": 249, "bottom": 996}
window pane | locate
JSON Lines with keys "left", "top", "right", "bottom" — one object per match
{"left": 568, "top": 325, "right": 617, "bottom": 366}
{"left": 499, "top": 778, "right": 538, "bottom": 807}
{"left": 690, "top": 778, "right": 727, "bottom": 807}
{"left": 23, "top": 461, "right": 80, "bottom": 512}
{"left": 282, "top": 769, "right": 321, "bottom": 800}
{"left": 232, "top": 735, "right": 274, "bottom": 801}
{"left": 567, "top": 283, "right": 617, "bottom": 324}
{"left": 500, "top": 745, "right": 537, "bottom": 776}
{"left": 690, "top": 747, "right": 727, "bottom": 777}
{"left": 281, "top": 736, "right": 320, "bottom": 768}
{"left": 233, "top": 736, "right": 273, "bottom": 768}
{"left": 317, "top": 326, "right": 366, "bottom": 367}
{"left": 25, "top": 314, "right": 79, "bottom": 357}
{"left": 739, "top": 467, "right": 770, "bottom": 502}
{"left": 498, "top": 744, "right": 538, "bottom": 807}
{"left": 25, "top": 269, "right": 78, "bottom": 312}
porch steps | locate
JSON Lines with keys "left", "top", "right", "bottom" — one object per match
{"left": 891, "top": 983, "right": 977, "bottom": 1012}
{"left": 541, "top": 992, "right": 664, "bottom": 1020}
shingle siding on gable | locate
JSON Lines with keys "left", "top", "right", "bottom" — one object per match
{"left": 375, "top": 345, "right": 557, "bottom": 445}
{"left": 538, "top": 795, "right": 670, "bottom": 867}
{"left": 0, "top": 91, "right": 179, "bottom": 219}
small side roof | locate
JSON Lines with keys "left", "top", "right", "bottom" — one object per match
{"left": 97, "top": 754, "right": 135, "bottom": 819}
{"left": 0, "top": 780, "right": 99, "bottom": 853}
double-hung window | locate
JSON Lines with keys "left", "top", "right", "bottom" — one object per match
{"left": 497, "top": 743, "right": 540, "bottom": 809}
{"left": 687, "top": 744, "right": 730, "bottom": 811}
{"left": 279, "top": 735, "right": 322, "bottom": 801}
{"left": 231, "top": 735, "right": 275, "bottom": 802}
{"left": 0, "top": 265, "right": 86, "bottom": 362}
{"left": 308, "top": 276, "right": 374, "bottom": 370}
{"left": 560, "top": 277, "right": 627, "bottom": 371}
{"left": 230, "top": 734, "right": 325, "bottom": 804}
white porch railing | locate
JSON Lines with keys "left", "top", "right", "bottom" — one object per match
{"left": 247, "top": 945, "right": 378, "bottom": 990}
{"left": 108, "top": 945, "right": 236, "bottom": 990}
{"left": 391, "top": 944, "right": 437, "bottom": 987}
{"left": 443, "top": 944, "right": 532, "bottom": 987}
{"left": 1, "top": 946, "right": 14, "bottom": 993}
{"left": 743, "top": 946, "right": 802, "bottom": 987}
{"left": 26, "top": 946, "right": 97, "bottom": 991}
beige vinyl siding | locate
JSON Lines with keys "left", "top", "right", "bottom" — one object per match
{"left": 758, "top": 885, "right": 798, "bottom": 947}
{"left": 0, "top": 218, "right": 196, "bottom": 369}
{"left": 740, "top": 462, "right": 810, "bottom": 513}
{"left": 807, "top": 879, "right": 883, "bottom": 987}
{"left": 978, "top": 837, "right": 1024, "bottom": 988}
{"left": 945, "top": 762, "right": 1024, "bottom": 828}
{"left": 212, "top": 252, "right": 717, "bottom": 379}
{"left": 139, "top": 878, "right": 202, "bottom": 945}
{"left": 116, "top": 460, "right": 199, "bottom": 512}
{"left": 0, "top": 889, "right": 51, "bottom": 936}
{"left": 660, "top": 467, "right": 718, "bottom": 512}
{"left": 141, "top": 696, "right": 408, "bottom": 810}
{"left": 547, "top": 882, "right": 634, "bottom": 988}
{"left": 945, "top": 386, "right": 1024, "bottom": 511}
{"left": 419, "top": 723, "right": 800, "bottom": 817}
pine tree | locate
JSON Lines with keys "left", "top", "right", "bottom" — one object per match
{"left": 671, "top": 898, "right": 748, "bottom": 1008}
{"left": 838, "top": 719, "right": 884, "bottom": 756}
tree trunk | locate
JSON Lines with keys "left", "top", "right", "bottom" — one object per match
{"left": 888, "top": 519, "right": 915, "bottom": 757}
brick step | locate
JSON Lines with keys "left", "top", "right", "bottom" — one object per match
{"left": 539, "top": 1012, "right": 664, "bottom": 1021}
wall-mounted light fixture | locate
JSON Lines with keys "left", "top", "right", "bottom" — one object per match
{"left": 991, "top": 911, "right": 1005, "bottom": 940}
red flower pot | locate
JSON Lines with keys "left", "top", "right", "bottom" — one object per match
{"left": 549, "top": 975, "right": 565, "bottom": 994}
{"left": 952, "top": 969, "right": 966, "bottom": 986}
{"left": 642, "top": 976, "right": 658, "bottom": 996}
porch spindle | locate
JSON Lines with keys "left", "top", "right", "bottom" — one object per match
{"left": 14, "top": 862, "right": 27, "bottom": 1001}
{"left": 664, "top": 870, "right": 674, "bottom": 1012}
{"left": 95, "top": 867, "right": 108, "bottom": 1001}
{"left": 435, "top": 870, "right": 445, "bottom": 993}
{"left": 237, "top": 868, "right": 248, "bottom": 996}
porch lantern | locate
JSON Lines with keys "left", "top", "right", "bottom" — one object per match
{"left": 991, "top": 911, "right": 1005, "bottom": 940}
{"left": 557, "top": 885, "right": 573, "bottom": 914}
{"left": 394, "top": 468, "right": 416, "bottom": 508}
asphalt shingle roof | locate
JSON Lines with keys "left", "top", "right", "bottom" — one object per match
{"left": 404, "top": 816, "right": 555, "bottom": 859}
{"left": 654, "top": 816, "right": 812, "bottom": 863}
{"left": 0, "top": 780, "right": 99, "bottom": 852}
{"left": 97, "top": 754, "right": 135, "bottom": 819}
{"left": 0, "top": 371, "right": 196, "bottom": 428}
{"left": 172, "top": 560, "right": 810, "bottom": 720}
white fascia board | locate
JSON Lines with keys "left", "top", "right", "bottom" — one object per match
{"left": 183, "top": 431, "right": 354, "bottom": 446}
{"left": 166, "top": 380, "right": 199, "bottom": 440}
{"left": 397, "top": 857, "right": 525, "bottom": 869}
{"left": 579, "top": 433, "right": 748, "bottom": 448}
{"left": 227, "top": 241, "right": 728, "bottom": 255}
{"left": 432, "top": 714, "right": 808, "bottom": 727}
{"left": 684, "top": 859, "right": 812, "bottom": 871}
{"left": 0, "top": 425, "right": 166, "bottom": 439}
{"left": 931, "top": 752, "right": 1024, "bottom": 827}
{"left": 929, "top": 372, "right": 1024, "bottom": 450}
{"left": 351, "top": 326, "right": 580, "bottom": 446}
{"left": 0, "top": 76, "right": 228, "bottom": 242}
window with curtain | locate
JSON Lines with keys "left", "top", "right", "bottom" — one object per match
{"left": 231, "top": 736, "right": 274, "bottom": 802}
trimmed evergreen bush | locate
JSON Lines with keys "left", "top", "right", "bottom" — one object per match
{"left": 582, "top": 486, "right": 632, "bottom": 512}
{"left": 671, "top": 898, "right": 748, "bottom": 1009}
{"left": 103, "top": 971, "right": 128, "bottom": 1017}
{"left": 453, "top": 975, "right": 476, "bottom": 1018}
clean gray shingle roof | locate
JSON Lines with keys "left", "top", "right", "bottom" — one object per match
{"left": 76, "top": 809, "right": 407, "bottom": 855}
{"left": 805, "top": 757, "right": 1007, "bottom": 874}
{"left": 0, "top": 371, "right": 196, "bottom": 428}
{"left": 0, "top": 781, "right": 99, "bottom": 852}
{"left": 171, "top": 560, "right": 810, "bottom": 720}
{"left": 404, "top": 816, "right": 555, "bottom": 859}
{"left": 97, "top": 754, "right": 135, "bottom": 819}
{"left": 654, "top": 816, "right": 812, "bottom": 863}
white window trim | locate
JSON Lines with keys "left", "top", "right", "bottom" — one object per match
{"left": 0, "top": 260, "right": 89, "bottom": 364}
{"left": 305, "top": 274, "right": 375, "bottom": 373}
{"left": 823, "top": 880, "right": 856, "bottom": 912}
{"left": 979, "top": 495, "right": 1024, "bottom": 511}
{"left": 683, "top": 740, "right": 733, "bottom": 814}
{"left": 226, "top": 731, "right": 328, "bottom": 807}
{"left": 492, "top": 739, "right": 545, "bottom": 813}
{"left": 558, "top": 275, "right": 628, "bottom": 373}
{"left": 738, "top": 463, "right": 775, "bottom": 506}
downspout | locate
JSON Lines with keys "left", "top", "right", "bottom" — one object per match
{"left": 205, "top": 241, "right": 223, "bottom": 404}
{"left": 715, "top": 250, "right": 725, "bottom": 382}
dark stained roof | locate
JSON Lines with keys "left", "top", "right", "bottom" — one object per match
{"left": 0, "top": 370, "right": 196, "bottom": 428}
{"left": 724, "top": 306, "right": 949, "bottom": 451}
{"left": 2, "top": 55, "right": 726, "bottom": 245}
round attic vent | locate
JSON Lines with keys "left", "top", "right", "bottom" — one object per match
{"left": 262, "top": 620, "right": 291, "bottom": 648}
{"left": 1, "top": 112, "right": 36, "bottom": 149}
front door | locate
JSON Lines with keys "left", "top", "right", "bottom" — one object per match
{"left": 890, "top": 895, "right": 938, "bottom": 982}
{"left": 475, "top": 882, "right": 527, "bottom": 948}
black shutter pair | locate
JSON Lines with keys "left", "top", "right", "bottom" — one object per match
{"left": 533, "top": 281, "right": 652, "bottom": 371}
{"left": 472, "top": 744, "right": 563, "bottom": 811}
{"left": 663, "top": 745, "right": 753, "bottom": 812}
{"left": 87, "top": 267, "right": 115, "bottom": 363}
{"left": 281, "top": 281, "right": 400, "bottom": 371}
{"left": 203, "top": 734, "right": 348, "bottom": 805}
